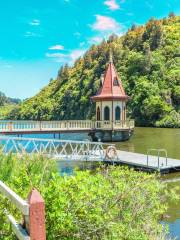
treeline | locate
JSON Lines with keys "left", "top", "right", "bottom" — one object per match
{"left": 0, "top": 91, "right": 21, "bottom": 106}
{"left": 0, "top": 92, "right": 21, "bottom": 120}
{"left": 3, "top": 14, "right": 180, "bottom": 127}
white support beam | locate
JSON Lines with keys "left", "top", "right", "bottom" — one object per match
{"left": 0, "top": 181, "right": 29, "bottom": 215}
{"left": 7, "top": 214, "right": 30, "bottom": 240}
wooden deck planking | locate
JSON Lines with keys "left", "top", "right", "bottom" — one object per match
{"left": 54, "top": 150, "right": 180, "bottom": 173}
{"left": 105, "top": 150, "right": 180, "bottom": 173}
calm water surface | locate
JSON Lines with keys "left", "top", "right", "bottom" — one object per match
{"left": 118, "top": 127, "right": 180, "bottom": 239}
{"left": 116, "top": 127, "right": 180, "bottom": 159}
{"left": 1, "top": 127, "right": 180, "bottom": 239}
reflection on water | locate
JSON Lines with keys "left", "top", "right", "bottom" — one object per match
{"left": 161, "top": 172, "right": 180, "bottom": 239}
{"left": 1, "top": 127, "right": 180, "bottom": 238}
{"left": 115, "top": 127, "right": 180, "bottom": 159}
{"left": 57, "top": 161, "right": 101, "bottom": 176}
{"left": 168, "top": 219, "right": 180, "bottom": 240}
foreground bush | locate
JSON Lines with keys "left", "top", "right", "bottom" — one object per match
{"left": 0, "top": 153, "right": 178, "bottom": 240}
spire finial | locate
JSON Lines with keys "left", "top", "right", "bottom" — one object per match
{"left": 109, "top": 49, "right": 113, "bottom": 63}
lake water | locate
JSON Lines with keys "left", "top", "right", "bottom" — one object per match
{"left": 117, "top": 128, "right": 180, "bottom": 239}
{"left": 1, "top": 127, "right": 180, "bottom": 239}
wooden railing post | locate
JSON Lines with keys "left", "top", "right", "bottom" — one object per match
{"left": 27, "top": 189, "right": 46, "bottom": 240}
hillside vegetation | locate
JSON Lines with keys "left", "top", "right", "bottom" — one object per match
{"left": 5, "top": 15, "right": 180, "bottom": 127}
{"left": 0, "top": 91, "right": 21, "bottom": 120}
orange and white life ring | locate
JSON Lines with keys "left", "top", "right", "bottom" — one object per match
{"left": 105, "top": 146, "right": 117, "bottom": 160}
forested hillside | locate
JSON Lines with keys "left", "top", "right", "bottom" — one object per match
{"left": 5, "top": 15, "right": 180, "bottom": 127}
{"left": 0, "top": 91, "right": 20, "bottom": 106}
{"left": 0, "top": 92, "right": 21, "bottom": 119}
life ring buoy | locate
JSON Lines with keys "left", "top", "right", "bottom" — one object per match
{"left": 105, "top": 146, "right": 117, "bottom": 160}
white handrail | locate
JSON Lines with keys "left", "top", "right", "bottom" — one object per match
{"left": 0, "top": 181, "right": 29, "bottom": 215}
{"left": 0, "top": 120, "right": 135, "bottom": 132}
{"left": 0, "top": 181, "right": 46, "bottom": 240}
{"left": 6, "top": 214, "right": 30, "bottom": 240}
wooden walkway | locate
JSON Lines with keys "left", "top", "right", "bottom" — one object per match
{"left": 107, "top": 150, "right": 180, "bottom": 173}
{"left": 57, "top": 150, "right": 180, "bottom": 173}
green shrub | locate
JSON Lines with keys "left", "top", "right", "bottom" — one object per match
{"left": 0, "top": 153, "right": 178, "bottom": 240}
{"left": 156, "top": 110, "right": 180, "bottom": 128}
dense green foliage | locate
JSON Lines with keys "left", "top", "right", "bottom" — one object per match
{"left": 0, "top": 91, "right": 21, "bottom": 106}
{"left": 3, "top": 15, "right": 180, "bottom": 127}
{"left": 0, "top": 91, "right": 21, "bottom": 120}
{"left": 0, "top": 153, "right": 178, "bottom": 239}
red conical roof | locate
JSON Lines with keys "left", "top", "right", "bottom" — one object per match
{"left": 91, "top": 59, "right": 129, "bottom": 101}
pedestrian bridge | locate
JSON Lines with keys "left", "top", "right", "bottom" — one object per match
{"left": 0, "top": 136, "right": 107, "bottom": 162}
{"left": 0, "top": 136, "right": 180, "bottom": 174}
{"left": 0, "top": 120, "right": 134, "bottom": 134}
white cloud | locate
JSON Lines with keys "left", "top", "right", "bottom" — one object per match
{"left": 104, "top": 0, "right": 120, "bottom": 10}
{"left": 89, "top": 36, "right": 103, "bottom": 44}
{"left": 45, "top": 49, "right": 86, "bottom": 64}
{"left": 49, "top": 45, "right": 64, "bottom": 50}
{"left": 80, "top": 42, "right": 85, "bottom": 47}
{"left": 0, "top": 64, "right": 13, "bottom": 69}
{"left": 24, "top": 31, "right": 41, "bottom": 37}
{"left": 29, "top": 19, "right": 40, "bottom": 26}
{"left": 70, "top": 49, "right": 85, "bottom": 62}
{"left": 145, "top": 1, "right": 153, "bottom": 9}
{"left": 46, "top": 52, "right": 67, "bottom": 63}
{"left": 46, "top": 53, "right": 66, "bottom": 58}
{"left": 74, "top": 32, "right": 81, "bottom": 38}
{"left": 126, "top": 12, "right": 134, "bottom": 16}
{"left": 92, "top": 15, "right": 120, "bottom": 32}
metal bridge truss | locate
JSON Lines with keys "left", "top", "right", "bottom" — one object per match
{"left": 0, "top": 136, "right": 108, "bottom": 162}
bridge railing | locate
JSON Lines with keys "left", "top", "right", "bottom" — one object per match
{"left": 0, "top": 181, "right": 46, "bottom": 240}
{"left": 147, "top": 148, "right": 168, "bottom": 168}
{"left": 0, "top": 136, "right": 108, "bottom": 161}
{"left": 0, "top": 120, "right": 134, "bottom": 132}
{"left": 95, "top": 120, "right": 135, "bottom": 130}
{"left": 113, "top": 120, "right": 135, "bottom": 129}
{"left": 41, "top": 120, "right": 97, "bottom": 130}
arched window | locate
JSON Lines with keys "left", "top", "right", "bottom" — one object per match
{"left": 104, "top": 106, "right": 110, "bottom": 121}
{"left": 97, "top": 107, "right": 100, "bottom": 121}
{"left": 115, "top": 106, "right": 121, "bottom": 121}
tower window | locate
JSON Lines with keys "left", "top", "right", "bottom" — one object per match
{"left": 115, "top": 106, "right": 121, "bottom": 120}
{"left": 97, "top": 107, "right": 100, "bottom": 121}
{"left": 113, "top": 77, "right": 119, "bottom": 86}
{"left": 104, "top": 106, "right": 110, "bottom": 121}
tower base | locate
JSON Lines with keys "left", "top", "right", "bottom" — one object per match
{"left": 89, "top": 129, "right": 134, "bottom": 142}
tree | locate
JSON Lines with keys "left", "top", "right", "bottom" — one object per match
{"left": 130, "top": 23, "right": 137, "bottom": 31}
{"left": 142, "top": 18, "right": 163, "bottom": 50}
{"left": 143, "top": 42, "right": 152, "bottom": 73}
{"left": 168, "top": 12, "right": 175, "bottom": 18}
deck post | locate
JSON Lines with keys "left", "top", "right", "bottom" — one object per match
{"left": 39, "top": 121, "right": 42, "bottom": 131}
{"left": 27, "top": 189, "right": 46, "bottom": 240}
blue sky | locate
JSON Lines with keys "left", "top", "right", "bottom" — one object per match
{"left": 0, "top": 0, "right": 179, "bottom": 99}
